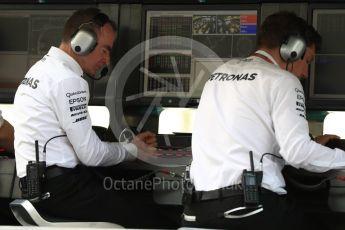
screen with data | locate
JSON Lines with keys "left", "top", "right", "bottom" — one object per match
{"left": 0, "top": 10, "right": 72, "bottom": 101}
{"left": 143, "top": 10, "right": 257, "bottom": 102}
{"left": 308, "top": 9, "right": 345, "bottom": 109}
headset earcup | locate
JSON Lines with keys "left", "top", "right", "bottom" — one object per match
{"left": 71, "top": 29, "right": 97, "bottom": 55}
{"left": 280, "top": 36, "right": 306, "bottom": 62}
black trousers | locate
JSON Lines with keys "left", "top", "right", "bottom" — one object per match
{"left": 182, "top": 190, "right": 324, "bottom": 230}
{"left": 34, "top": 165, "right": 180, "bottom": 229}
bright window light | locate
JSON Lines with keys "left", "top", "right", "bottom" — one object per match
{"left": 88, "top": 106, "right": 109, "bottom": 128}
{"left": 323, "top": 112, "right": 345, "bottom": 138}
{"left": 0, "top": 104, "right": 109, "bottom": 128}
{"left": 158, "top": 108, "right": 196, "bottom": 134}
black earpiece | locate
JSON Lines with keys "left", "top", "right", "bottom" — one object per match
{"left": 280, "top": 35, "right": 306, "bottom": 62}
{"left": 70, "top": 13, "right": 109, "bottom": 56}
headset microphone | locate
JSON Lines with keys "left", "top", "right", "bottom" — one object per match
{"left": 100, "top": 66, "right": 108, "bottom": 77}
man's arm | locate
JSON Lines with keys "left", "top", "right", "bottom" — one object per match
{"left": 272, "top": 76, "right": 345, "bottom": 172}
{"left": 51, "top": 78, "right": 137, "bottom": 166}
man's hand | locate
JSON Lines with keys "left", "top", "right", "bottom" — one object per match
{"left": 314, "top": 134, "right": 340, "bottom": 145}
{"left": 136, "top": 131, "right": 157, "bottom": 147}
{"left": 131, "top": 131, "right": 159, "bottom": 161}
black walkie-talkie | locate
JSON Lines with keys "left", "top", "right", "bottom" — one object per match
{"left": 26, "top": 140, "right": 46, "bottom": 201}
{"left": 242, "top": 151, "right": 260, "bottom": 206}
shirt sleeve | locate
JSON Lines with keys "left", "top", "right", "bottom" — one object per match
{"left": 271, "top": 75, "right": 345, "bottom": 172}
{"left": 50, "top": 77, "right": 137, "bottom": 166}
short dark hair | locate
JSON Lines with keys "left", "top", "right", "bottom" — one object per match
{"left": 257, "top": 11, "right": 322, "bottom": 51}
{"left": 62, "top": 7, "right": 117, "bottom": 43}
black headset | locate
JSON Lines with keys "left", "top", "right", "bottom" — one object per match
{"left": 279, "top": 35, "right": 306, "bottom": 63}
{"left": 71, "top": 13, "right": 109, "bottom": 55}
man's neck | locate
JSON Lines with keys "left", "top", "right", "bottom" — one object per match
{"left": 257, "top": 47, "right": 287, "bottom": 71}
{"left": 59, "top": 42, "right": 83, "bottom": 70}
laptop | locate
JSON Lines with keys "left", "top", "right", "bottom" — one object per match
{"left": 154, "top": 133, "right": 192, "bottom": 166}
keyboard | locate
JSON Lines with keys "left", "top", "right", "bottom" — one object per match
{"left": 157, "top": 147, "right": 192, "bottom": 158}
{"left": 152, "top": 134, "right": 192, "bottom": 166}
{"left": 157, "top": 134, "right": 191, "bottom": 149}
{"left": 151, "top": 148, "right": 191, "bottom": 167}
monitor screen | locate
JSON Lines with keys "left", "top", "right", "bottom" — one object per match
{"left": 308, "top": 8, "right": 345, "bottom": 109}
{"left": 0, "top": 10, "right": 72, "bottom": 102}
{"left": 140, "top": 9, "right": 257, "bottom": 107}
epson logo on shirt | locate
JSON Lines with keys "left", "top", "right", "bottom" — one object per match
{"left": 69, "top": 97, "right": 87, "bottom": 104}
{"left": 209, "top": 72, "right": 257, "bottom": 81}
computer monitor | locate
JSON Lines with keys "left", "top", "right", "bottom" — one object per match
{"left": 106, "top": 5, "right": 258, "bottom": 135}
{"left": 0, "top": 10, "right": 73, "bottom": 102}
{"left": 307, "top": 7, "right": 345, "bottom": 110}
{"left": 134, "top": 7, "right": 258, "bottom": 107}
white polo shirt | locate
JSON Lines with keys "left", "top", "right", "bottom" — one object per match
{"left": 191, "top": 50, "right": 345, "bottom": 194}
{"left": 14, "top": 47, "right": 136, "bottom": 178}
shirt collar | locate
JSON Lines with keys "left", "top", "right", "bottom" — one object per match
{"left": 47, "top": 46, "right": 83, "bottom": 77}
{"left": 254, "top": 50, "right": 279, "bottom": 67}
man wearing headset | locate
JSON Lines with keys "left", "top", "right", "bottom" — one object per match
{"left": 182, "top": 11, "right": 345, "bottom": 229}
{"left": 13, "top": 8, "right": 175, "bottom": 228}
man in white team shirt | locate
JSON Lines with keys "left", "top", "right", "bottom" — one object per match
{"left": 13, "top": 8, "right": 176, "bottom": 228}
{"left": 182, "top": 11, "right": 345, "bottom": 229}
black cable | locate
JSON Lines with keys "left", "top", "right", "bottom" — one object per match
{"left": 260, "top": 153, "right": 283, "bottom": 164}
{"left": 43, "top": 135, "right": 67, "bottom": 153}
{"left": 113, "top": 169, "right": 184, "bottom": 190}
{"left": 125, "top": 169, "right": 184, "bottom": 186}
{"left": 285, "top": 59, "right": 293, "bottom": 72}
{"left": 158, "top": 169, "right": 184, "bottom": 179}
{"left": 130, "top": 169, "right": 184, "bottom": 182}
{"left": 131, "top": 170, "right": 157, "bottom": 182}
